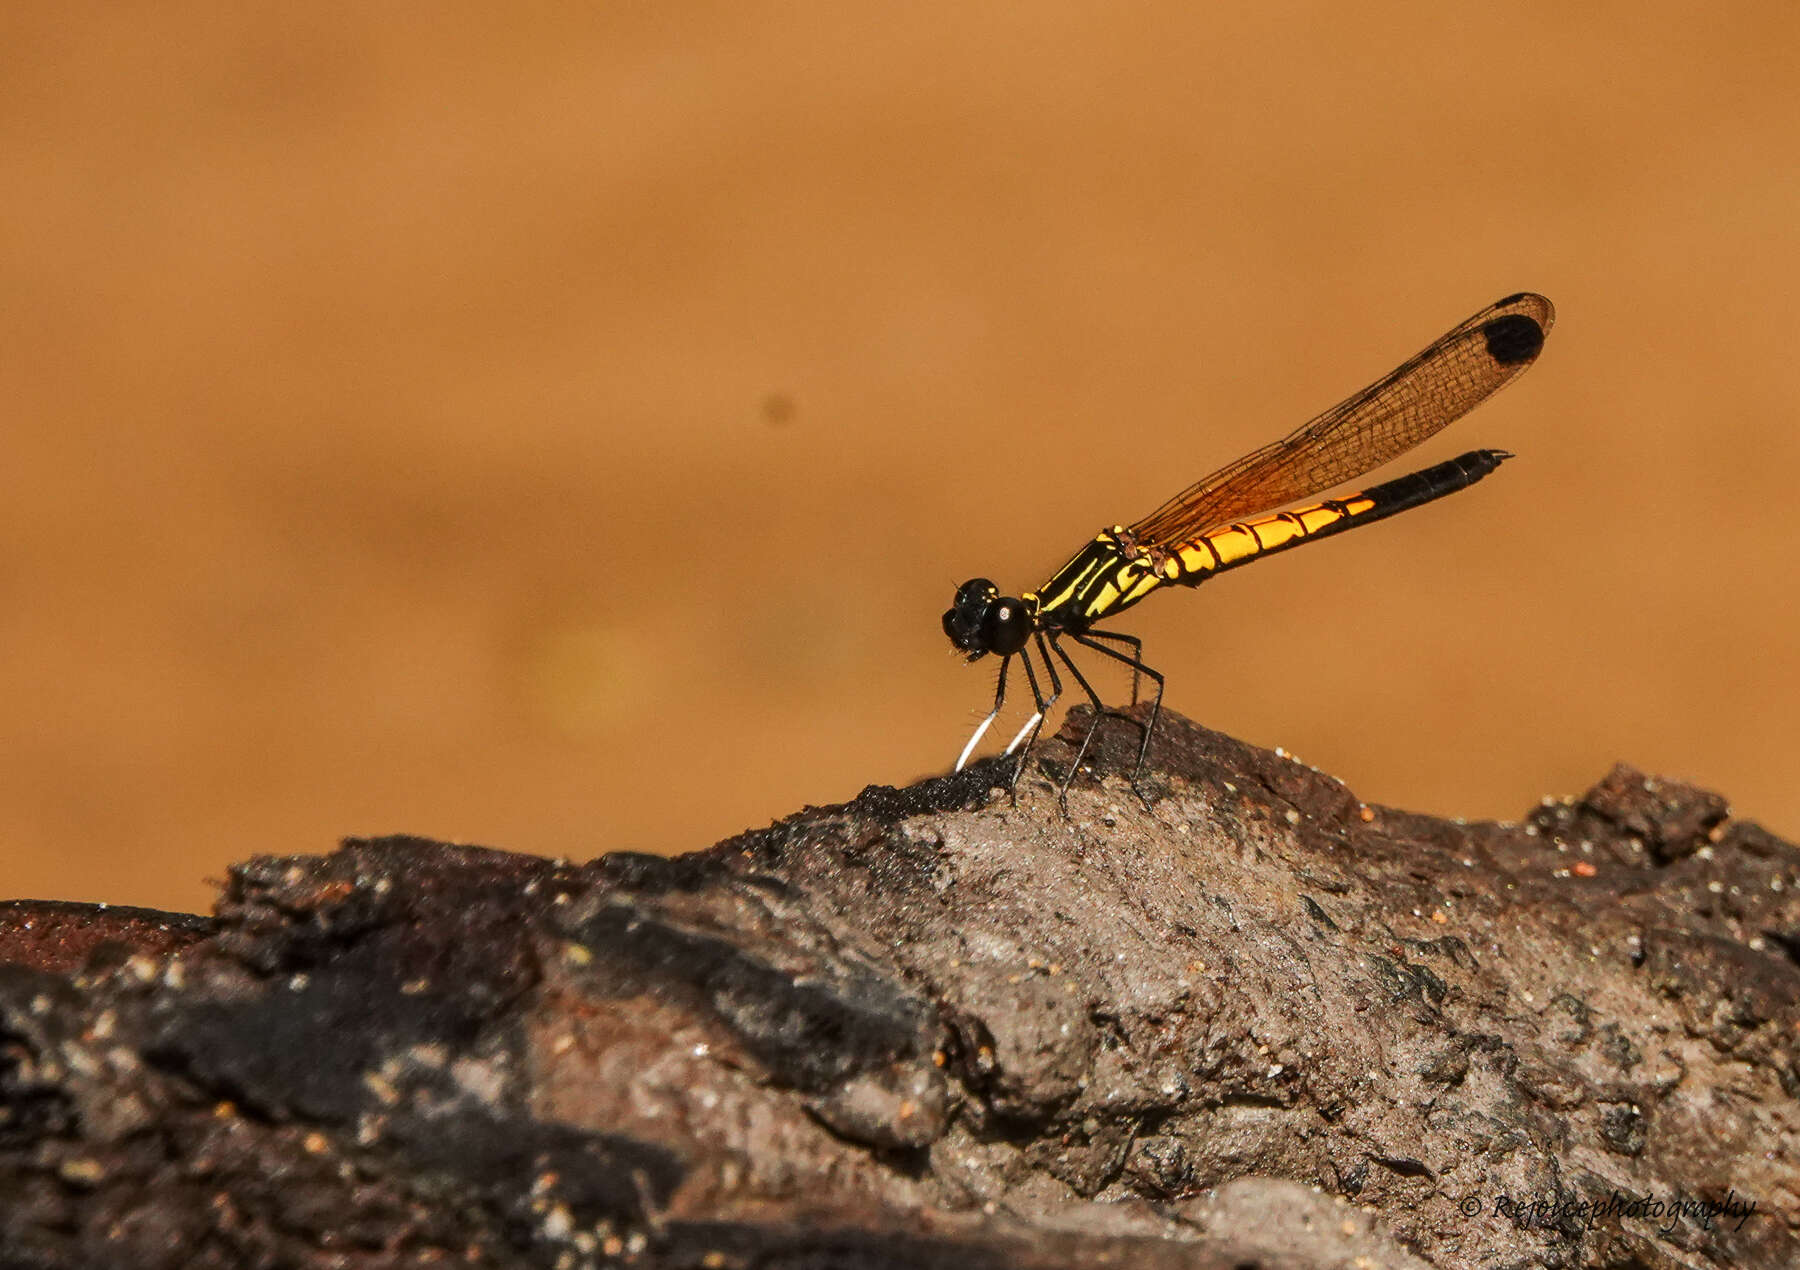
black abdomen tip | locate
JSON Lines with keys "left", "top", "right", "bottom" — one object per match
{"left": 1482, "top": 313, "right": 1546, "bottom": 365}
{"left": 1461, "top": 448, "right": 1513, "bottom": 478}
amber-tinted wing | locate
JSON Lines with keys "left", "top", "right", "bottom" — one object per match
{"left": 1129, "top": 293, "right": 1554, "bottom": 546}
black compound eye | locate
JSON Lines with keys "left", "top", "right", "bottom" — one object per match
{"left": 944, "top": 579, "right": 999, "bottom": 653}
{"left": 955, "top": 578, "right": 997, "bottom": 606}
{"left": 981, "top": 598, "right": 1033, "bottom": 656}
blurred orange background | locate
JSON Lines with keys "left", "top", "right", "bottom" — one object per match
{"left": 5, "top": 5, "right": 1798, "bottom": 913}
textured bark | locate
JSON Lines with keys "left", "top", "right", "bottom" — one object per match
{"left": 1, "top": 707, "right": 1795, "bottom": 1269}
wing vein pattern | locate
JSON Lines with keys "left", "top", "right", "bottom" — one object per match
{"left": 1128, "top": 292, "right": 1554, "bottom": 546}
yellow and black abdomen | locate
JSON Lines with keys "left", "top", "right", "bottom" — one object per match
{"left": 1166, "top": 448, "right": 1511, "bottom": 585}
{"left": 1024, "top": 448, "right": 1510, "bottom": 631}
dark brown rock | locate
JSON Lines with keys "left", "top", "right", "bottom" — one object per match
{"left": 0, "top": 708, "right": 1794, "bottom": 1268}
{"left": 0, "top": 900, "right": 211, "bottom": 976}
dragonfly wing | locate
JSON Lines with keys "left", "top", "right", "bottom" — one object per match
{"left": 1129, "top": 293, "right": 1553, "bottom": 546}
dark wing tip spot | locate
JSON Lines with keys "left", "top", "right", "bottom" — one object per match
{"left": 1482, "top": 313, "right": 1546, "bottom": 365}
{"left": 1496, "top": 291, "right": 1530, "bottom": 306}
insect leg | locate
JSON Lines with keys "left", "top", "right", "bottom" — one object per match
{"left": 954, "top": 652, "right": 1010, "bottom": 772}
{"left": 1047, "top": 634, "right": 1111, "bottom": 807}
{"left": 1002, "top": 644, "right": 1047, "bottom": 757}
{"left": 998, "top": 643, "right": 1053, "bottom": 794}
{"left": 1034, "top": 630, "right": 1065, "bottom": 718}
{"left": 1070, "top": 631, "right": 1164, "bottom": 784}
{"left": 998, "top": 633, "right": 1065, "bottom": 778}
{"left": 1082, "top": 628, "right": 1145, "bottom": 705}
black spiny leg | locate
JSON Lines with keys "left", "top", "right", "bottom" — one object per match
{"left": 1002, "top": 643, "right": 1053, "bottom": 795}
{"left": 1001, "top": 632, "right": 1064, "bottom": 792}
{"left": 1046, "top": 634, "right": 1112, "bottom": 810}
{"left": 1034, "top": 631, "right": 1064, "bottom": 718}
{"left": 955, "top": 653, "right": 1011, "bottom": 773}
{"left": 1071, "top": 631, "right": 1164, "bottom": 798}
{"left": 1083, "top": 628, "right": 1146, "bottom": 705}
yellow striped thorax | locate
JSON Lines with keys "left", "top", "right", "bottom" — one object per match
{"left": 1024, "top": 526, "right": 1166, "bottom": 629}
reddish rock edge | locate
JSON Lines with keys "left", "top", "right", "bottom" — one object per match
{"left": 1, "top": 708, "right": 1796, "bottom": 1269}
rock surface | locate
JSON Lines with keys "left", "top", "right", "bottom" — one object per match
{"left": 1, "top": 708, "right": 1795, "bottom": 1268}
